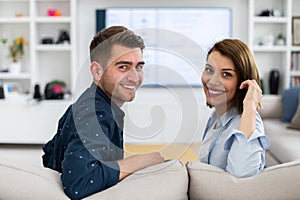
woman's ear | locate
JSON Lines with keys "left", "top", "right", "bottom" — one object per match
{"left": 90, "top": 61, "right": 103, "bottom": 82}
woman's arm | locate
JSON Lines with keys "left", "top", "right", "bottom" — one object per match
{"left": 238, "top": 79, "right": 262, "bottom": 138}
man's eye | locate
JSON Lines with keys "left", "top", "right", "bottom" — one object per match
{"left": 136, "top": 65, "right": 144, "bottom": 70}
{"left": 119, "top": 65, "right": 127, "bottom": 70}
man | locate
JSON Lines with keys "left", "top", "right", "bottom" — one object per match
{"left": 42, "top": 26, "right": 164, "bottom": 200}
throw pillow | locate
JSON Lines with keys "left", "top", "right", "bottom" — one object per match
{"left": 281, "top": 85, "right": 300, "bottom": 122}
{"left": 288, "top": 94, "right": 300, "bottom": 130}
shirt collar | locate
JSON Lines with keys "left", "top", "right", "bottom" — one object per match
{"left": 212, "top": 107, "right": 238, "bottom": 128}
{"left": 91, "top": 83, "right": 125, "bottom": 118}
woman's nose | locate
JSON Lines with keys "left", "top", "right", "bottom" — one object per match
{"left": 208, "top": 73, "right": 222, "bottom": 86}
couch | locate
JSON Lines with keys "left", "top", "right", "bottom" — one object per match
{"left": 259, "top": 94, "right": 300, "bottom": 166}
{"left": 1, "top": 94, "right": 300, "bottom": 200}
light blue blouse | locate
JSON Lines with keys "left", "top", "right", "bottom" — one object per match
{"left": 199, "top": 107, "right": 270, "bottom": 178}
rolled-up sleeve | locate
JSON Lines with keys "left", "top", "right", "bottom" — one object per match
{"left": 225, "top": 129, "right": 270, "bottom": 177}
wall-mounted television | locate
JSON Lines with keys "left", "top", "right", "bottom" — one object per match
{"left": 96, "top": 8, "right": 232, "bottom": 87}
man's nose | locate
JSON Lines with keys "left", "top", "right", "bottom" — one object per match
{"left": 127, "top": 68, "right": 139, "bottom": 82}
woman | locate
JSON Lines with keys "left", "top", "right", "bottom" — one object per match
{"left": 199, "top": 39, "right": 270, "bottom": 178}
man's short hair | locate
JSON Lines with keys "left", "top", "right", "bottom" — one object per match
{"left": 89, "top": 26, "right": 145, "bottom": 67}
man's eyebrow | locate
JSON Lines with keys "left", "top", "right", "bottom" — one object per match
{"left": 115, "top": 61, "right": 145, "bottom": 65}
{"left": 115, "top": 61, "right": 132, "bottom": 65}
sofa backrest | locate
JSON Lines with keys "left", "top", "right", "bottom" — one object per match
{"left": 187, "top": 160, "right": 300, "bottom": 200}
{"left": 259, "top": 95, "right": 282, "bottom": 119}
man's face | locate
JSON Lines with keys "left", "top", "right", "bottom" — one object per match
{"left": 98, "top": 45, "right": 144, "bottom": 107}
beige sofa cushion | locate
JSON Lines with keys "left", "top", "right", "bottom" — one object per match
{"left": 0, "top": 155, "right": 188, "bottom": 200}
{"left": 85, "top": 160, "right": 188, "bottom": 200}
{"left": 263, "top": 119, "right": 300, "bottom": 163}
{"left": 0, "top": 155, "right": 67, "bottom": 199}
{"left": 187, "top": 161, "right": 300, "bottom": 200}
{"left": 259, "top": 95, "right": 282, "bottom": 119}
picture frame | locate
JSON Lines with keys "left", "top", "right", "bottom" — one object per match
{"left": 3, "top": 82, "right": 20, "bottom": 96}
{"left": 292, "top": 17, "right": 300, "bottom": 45}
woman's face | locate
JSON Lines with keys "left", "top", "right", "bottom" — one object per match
{"left": 201, "top": 50, "right": 238, "bottom": 115}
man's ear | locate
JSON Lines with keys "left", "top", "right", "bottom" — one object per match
{"left": 90, "top": 61, "right": 103, "bottom": 82}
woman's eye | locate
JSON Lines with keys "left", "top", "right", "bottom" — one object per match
{"left": 222, "top": 72, "right": 232, "bottom": 77}
{"left": 205, "top": 67, "right": 213, "bottom": 74}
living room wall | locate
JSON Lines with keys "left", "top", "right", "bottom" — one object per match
{"left": 76, "top": 0, "right": 248, "bottom": 73}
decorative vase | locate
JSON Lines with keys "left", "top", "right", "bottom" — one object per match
{"left": 9, "top": 61, "right": 21, "bottom": 74}
{"left": 269, "top": 69, "right": 280, "bottom": 94}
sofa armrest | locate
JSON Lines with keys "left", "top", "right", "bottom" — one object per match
{"left": 259, "top": 95, "right": 282, "bottom": 119}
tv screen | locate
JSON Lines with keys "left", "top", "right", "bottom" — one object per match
{"left": 96, "top": 8, "right": 232, "bottom": 87}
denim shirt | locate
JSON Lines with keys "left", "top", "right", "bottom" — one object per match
{"left": 42, "top": 83, "right": 125, "bottom": 200}
{"left": 199, "top": 107, "right": 270, "bottom": 178}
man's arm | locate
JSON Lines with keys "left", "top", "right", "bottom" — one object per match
{"left": 61, "top": 137, "right": 121, "bottom": 200}
{"left": 118, "top": 152, "right": 165, "bottom": 180}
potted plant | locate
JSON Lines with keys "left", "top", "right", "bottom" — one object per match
{"left": 9, "top": 36, "right": 27, "bottom": 74}
{"left": 275, "top": 33, "right": 285, "bottom": 45}
{"left": 44, "top": 80, "right": 66, "bottom": 99}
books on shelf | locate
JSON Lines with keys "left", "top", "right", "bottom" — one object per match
{"left": 290, "top": 76, "right": 300, "bottom": 87}
{"left": 291, "top": 52, "right": 300, "bottom": 71}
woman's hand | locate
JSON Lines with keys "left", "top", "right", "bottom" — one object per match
{"left": 239, "top": 79, "right": 263, "bottom": 111}
{"left": 238, "top": 79, "right": 262, "bottom": 138}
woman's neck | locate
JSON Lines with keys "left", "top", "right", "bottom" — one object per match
{"left": 215, "top": 103, "right": 234, "bottom": 117}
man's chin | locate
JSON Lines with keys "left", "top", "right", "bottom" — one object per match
{"left": 127, "top": 95, "right": 136, "bottom": 102}
{"left": 117, "top": 94, "right": 136, "bottom": 103}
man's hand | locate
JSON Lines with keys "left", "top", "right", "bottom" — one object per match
{"left": 117, "top": 152, "right": 164, "bottom": 180}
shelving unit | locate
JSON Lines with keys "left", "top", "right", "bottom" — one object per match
{"left": 0, "top": 0, "right": 76, "bottom": 144}
{"left": 248, "top": 0, "right": 300, "bottom": 93}
{"left": 0, "top": 0, "right": 76, "bottom": 95}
